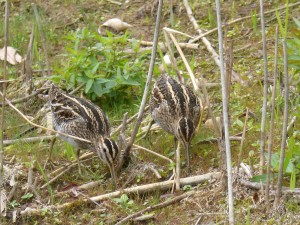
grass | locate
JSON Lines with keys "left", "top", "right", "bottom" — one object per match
{"left": 1, "top": 0, "right": 300, "bottom": 224}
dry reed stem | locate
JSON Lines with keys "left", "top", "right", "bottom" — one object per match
{"left": 259, "top": 0, "right": 269, "bottom": 176}
{"left": 266, "top": 26, "right": 279, "bottom": 211}
{"left": 237, "top": 108, "right": 249, "bottom": 173}
{"left": 215, "top": 0, "right": 234, "bottom": 223}
{"left": 128, "top": 38, "right": 199, "bottom": 49}
{"left": 275, "top": 38, "right": 289, "bottom": 207}
{"left": 0, "top": 0, "right": 9, "bottom": 216}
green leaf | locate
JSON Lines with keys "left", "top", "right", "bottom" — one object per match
{"left": 251, "top": 174, "right": 267, "bottom": 183}
{"left": 293, "top": 17, "right": 300, "bottom": 28}
{"left": 290, "top": 165, "right": 296, "bottom": 190}
{"left": 85, "top": 79, "right": 94, "bottom": 93}
{"left": 21, "top": 193, "right": 33, "bottom": 200}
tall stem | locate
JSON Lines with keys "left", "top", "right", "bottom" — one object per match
{"left": 215, "top": 0, "right": 234, "bottom": 224}
{"left": 0, "top": 0, "right": 9, "bottom": 214}
{"left": 259, "top": 0, "right": 269, "bottom": 175}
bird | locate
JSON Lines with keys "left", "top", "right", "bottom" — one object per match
{"left": 48, "top": 84, "right": 119, "bottom": 187}
{"left": 149, "top": 74, "right": 201, "bottom": 189}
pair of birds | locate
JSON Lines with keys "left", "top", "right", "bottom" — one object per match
{"left": 49, "top": 74, "right": 200, "bottom": 188}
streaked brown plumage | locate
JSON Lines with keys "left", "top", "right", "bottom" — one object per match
{"left": 150, "top": 74, "right": 201, "bottom": 174}
{"left": 49, "top": 84, "right": 119, "bottom": 187}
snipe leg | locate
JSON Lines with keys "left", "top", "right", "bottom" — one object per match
{"left": 175, "top": 141, "right": 181, "bottom": 190}
{"left": 75, "top": 148, "right": 82, "bottom": 175}
{"left": 185, "top": 143, "right": 191, "bottom": 175}
{"left": 108, "top": 164, "right": 118, "bottom": 190}
{"left": 44, "top": 136, "right": 57, "bottom": 169}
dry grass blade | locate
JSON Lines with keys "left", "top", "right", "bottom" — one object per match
{"left": 266, "top": 26, "right": 279, "bottom": 211}
{"left": 274, "top": 37, "right": 289, "bottom": 207}
{"left": 259, "top": 0, "right": 269, "bottom": 175}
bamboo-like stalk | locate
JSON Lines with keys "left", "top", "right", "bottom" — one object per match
{"left": 118, "top": 0, "right": 163, "bottom": 171}
{"left": 274, "top": 38, "right": 289, "bottom": 207}
{"left": 259, "top": 0, "right": 269, "bottom": 175}
{"left": 215, "top": 0, "right": 234, "bottom": 224}
{"left": 0, "top": 0, "right": 9, "bottom": 215}
{"left": 266, "top": 26, "right": 279, "bottom": 211}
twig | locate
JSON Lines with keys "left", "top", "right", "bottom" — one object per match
{"left": 266, "top": 26, "right": 279, "bottom": 211}
{"left": 69, "top": 83, "right": 85, "bottom": 95}
{"left": 0, "top": 0, "right": 9, "bottom": 216}
{"left": 128, "top": 38, "right": 199, "bottom": 50}
{"left": 197, "top": 136, "right": 242, "bottom": 144}
{"left": 183, "top": 0, "right": 243, "bottom": 84}
{"left": 133, "top": 144, "right": 174, "bottom": 165}
{"left": 33, "top": 4, "right": 51, "bottom": 76}
{"left": 3, "top": 135, "right": 54, "bottom": 146}
{"left": 118, "top": 0, "right": 163, "bottom": 172}
{"left": 20, "top": 172, "right": 220, "bottom": 216}
{"left": 259, "top": 0, "right": 269, "bottom": 175}
{"left": 240, "top": 180, "right": 300, "bottom": 194}
{"left": 56, "top": 180, "right": 103, "bottom": 197}
{"left": 287, "top": 116, "right": 296, "bottom": 133}
{"left": 275, "top": 38, "right": 289, "bottom": 207}
{"left": 115, "top": 191, "right": 195, "bottom": 225}
{"left": 8, "top": 182, "right": 18, "bottom": 201}
{"left": 215, "top": 0, "right": 234, "bottom": 223}
{"left": 0, "top": 89, "right": 46, "bottom": 107}
{"left": 237, "top": 108, "right": 249, "bottom": 173}
{"left": 41, "top": 156, "right": 96, "bottom": 188}
{"left": 48, "top": 152, "right": 93, "bottom": 177}
{"left": 111, "top": 106, "right": 149, "bottom": 136}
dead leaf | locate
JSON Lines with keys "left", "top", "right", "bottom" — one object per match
{"left": 0, "top": 46, "right": 23, "bottom": 65}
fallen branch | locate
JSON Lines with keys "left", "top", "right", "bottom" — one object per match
{"left": 56, "top": 180, "right": 103, "bottom": 197}
{"left": 115, "top": 190, "right": 195, "bottom": 225}
{"left": 128, "top": 38, "right": 199, "bottom": 49}
{"left": 3, "top": 135, "right": 54, "bottom": 146}
{"left": 21, "top": 172, "right": 221, "bottom": 216}
{"left": 240, "top": 179, "right": 300, "bottom": 194}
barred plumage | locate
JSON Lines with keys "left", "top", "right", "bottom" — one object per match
{"left": 150, "top": 74, "right": 201, "bottom": 176}
{"left": 49, "top": 84, "right": 119, "bottom": 187}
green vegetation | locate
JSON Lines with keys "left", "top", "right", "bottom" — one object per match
{"left": 1, "top": 0, "right": 300, "bottom": 224}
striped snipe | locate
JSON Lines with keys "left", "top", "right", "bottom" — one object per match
{"left": 150, "top": 74, "right": 201, "bottom": 188}
{"left": 49, "top": 84, "right": 119, "bottom": 187}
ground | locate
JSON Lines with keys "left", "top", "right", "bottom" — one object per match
{"left": 1, "top": 0, "right": 300, "bottom": 224}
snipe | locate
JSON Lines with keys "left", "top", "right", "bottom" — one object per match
{"left": 149, "top": 74, "right": 201, "bottom": 189}
{"left": 49, "top": 84, "right": 119, "bottom": 187}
